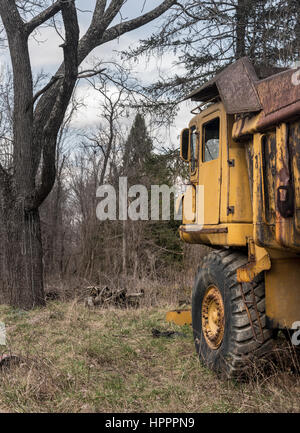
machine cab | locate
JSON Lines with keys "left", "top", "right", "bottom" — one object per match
{"left": 180, "top": 103, "right": 224, "bottom": 227}
{"left": 179, "top": 101, "right": 253, "bottom": 244}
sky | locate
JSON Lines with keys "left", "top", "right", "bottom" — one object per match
{"left": 1, "top": 0, "right": 193, "bottom": 148}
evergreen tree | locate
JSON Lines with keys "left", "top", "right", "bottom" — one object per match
{"left": 122, "top": 113, "right": 153, "bottom": 184}
{"left": 121, "top": 113, "right": 184, "bottom": 278}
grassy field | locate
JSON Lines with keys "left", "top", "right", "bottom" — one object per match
{"left": 0, "top": 301, "right": 299, "bottom": 413}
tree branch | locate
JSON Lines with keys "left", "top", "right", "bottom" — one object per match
{"left": 101, "top": 0, "right": 126, "bottom": 29}
{"left": 29, "top": 74, "right": 63, "bottom": 110}
{"left": 33, "top": 0, "right": 79, "bottom": 209}
{"left": 78, "top": 68, "right": 106, "bottom": 79}
{"left": 78, "top": 0, "right": 175, "bottom": 61}
{"left": 32, "top": 0, "right": 175, "bottom": 191}
{"left": 25, "top": 1, "right": 62, "bottom": 36}
{"left": 97, "top": 0, "right": 107, "bottom": 16}
{"left": 100, "top": 0, "right": 176, "bottom": 46}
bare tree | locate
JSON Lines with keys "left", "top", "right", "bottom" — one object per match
{"left": 0, "top": 0, "right": 176, "bottom": 308}
{"left": 67, "top": 73, "right": 127, "bottom": 281}
{"left": 41, "top": 91, "right": 83, "bottom": 278}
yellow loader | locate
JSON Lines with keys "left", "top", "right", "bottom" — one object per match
{"left": 177, "top": 57, "right": 300, "bottom": 377}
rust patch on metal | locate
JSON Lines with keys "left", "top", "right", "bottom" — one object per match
{"left": 276, "top": 126, "right": 295, "bottom": 219}
{"left": 258, "top": 101, "right": 300, "bottom": 131}
{"left": 256, "top": 69, "right": 300, "bottom": 116}
{"left": 186, "top": 57, "right": 262, "bottom": 114}
{"left": 261, "top": 132, "right": 277, "bottom": 224}
{"left": 217, "top": 59, "right": 262, "bottom": 114}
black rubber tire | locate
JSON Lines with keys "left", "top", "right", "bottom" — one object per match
{"left": 192, "top": 249, "right": 274, "bottom": 378}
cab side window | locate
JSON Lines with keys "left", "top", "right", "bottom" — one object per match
{"left": 203, "top": 118, "right": 220, "bottom": 162}
{"left": 190, "top": 126, "right": 197, "bottom": 172}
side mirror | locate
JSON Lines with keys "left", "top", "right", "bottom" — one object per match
{"left": 180, "top": 128, "right": 189, "bottom": 162}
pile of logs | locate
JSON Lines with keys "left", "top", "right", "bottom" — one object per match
{"left": 84, "top": 286, "right": 144, "bottom": 308}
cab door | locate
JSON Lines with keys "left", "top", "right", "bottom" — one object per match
{"left": 189, "top": 123, "right": 199, "bottom": 185}
{"left": 198, "top": 112, "right": 222, "bottom": 225}
{"left": 187, "top": 122, "right": 199, "bottom": 224}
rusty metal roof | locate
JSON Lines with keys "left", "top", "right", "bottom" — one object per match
{"left": 186, "top": 58, "right": 262, "bottom": 114}
{"left": 186, "top": 57, "right": 300, "bottom": 117}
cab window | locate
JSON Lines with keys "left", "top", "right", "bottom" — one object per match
{"left": 190, "top": 126, "right": 197, "bottom": 172}
{"left": 203, "top": 118, "right": 220, "bottom": 162}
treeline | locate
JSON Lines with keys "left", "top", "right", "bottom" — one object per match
{"left": 39, "top": 112, "right": 189, "bottom": 292}
{"left": 0, "top": 0, "right": 299, "bottom": 308}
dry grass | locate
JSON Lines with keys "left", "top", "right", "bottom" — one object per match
{"left": 0, "top": 301, "right": 299, "bottom": 413}
{"left": 44, "top": 274, "right": 192, "bottom": 307}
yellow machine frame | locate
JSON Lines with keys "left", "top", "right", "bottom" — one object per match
{"left": 177, "top": 64, "right": 300, "bottom": 329}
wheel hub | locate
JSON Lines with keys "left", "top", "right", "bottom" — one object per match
{"left": 201, "top": 285, "right": 225, "bottom": 349}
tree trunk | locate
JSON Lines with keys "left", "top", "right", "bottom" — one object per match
{"left": 0, "top": 0, "right": 176, "bottom": 309}
{"left": 0, "top": 198, "right": 45, "bottom": 309}
{"left": 236, "top": 0, "right": 247, "bottom": 59}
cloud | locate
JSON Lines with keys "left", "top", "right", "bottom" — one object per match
{"left": 71, "top": 85, "right": 102, "bottom": 129}
{"left": 70, "top": 80, "right": 193, "bottom": 154}
{"left": 8, "top": 1, "right": 191, "bottom": 150}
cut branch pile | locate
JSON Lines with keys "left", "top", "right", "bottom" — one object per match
{"left": 84, "top": 286, "right": 144, "bottom": 308}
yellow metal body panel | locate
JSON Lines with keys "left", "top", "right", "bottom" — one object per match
{"left": 182, "top": 103, "right": 253, "bottom": 228}
{"left": 223, "top": 115, "right": 253, "bottom": 224}
{"left": 237, "top": 238, "right": 271, "bottom": 283}
{"left": 232, "top": 113, "right": 262, "bottom": 140}
{"left": 182, "top": 185, "right": 196, "bottom": 224}
{"left": 166, "top": 310, "right": 192, "bottom": 326}
{"left": 290, "top": 122, "right": 300, "bottom": 231}
{"left": 180, "top": 100, "right": 300, "bottom": 329}
{"left": 252, "top": 131, "right": 278, "bottom": 249}
{"left": 251, "top": 125, "right": 300, "bottom": 251}
{"left": 265, "top": 259, "right": 300, "bottom": 328}
{"left": 197, "top": 108, "right": 223, "bottom": 225}
{"left": 179, "top": 223, "right": 253, "bottom": 246}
